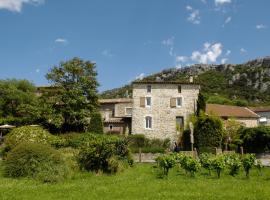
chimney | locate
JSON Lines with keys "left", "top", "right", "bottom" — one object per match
{"left": 189, "top": 76, "right": 194, "bottom": 83}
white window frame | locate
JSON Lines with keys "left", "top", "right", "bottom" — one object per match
{"left": 147, "top": 85, "right": 152, "bottom": 93}
{"left": 145, "top": 97, "right": 152, "bottom": 107}
{"left": 125, "top": 107, "right": 132, "bottom": 116}
{"left": 176, "top": 97, "right": 183, "bottom": 107}
{"left": 145, "top": 116, "right": 153, "bottom": 129}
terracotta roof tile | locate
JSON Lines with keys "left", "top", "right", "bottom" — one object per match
{"left": 206, "top": 104, "right": 259, "bottom": 118}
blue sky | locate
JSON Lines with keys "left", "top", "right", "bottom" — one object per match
{"left": 0, "top": 0, "right": 269, "bottom": 91}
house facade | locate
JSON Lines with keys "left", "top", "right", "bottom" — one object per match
{"left": 131, "top": 81, "right": 200, "bottom": 141}
{"left": 249, "top": 107, "right": 270, "bottom": 126}
{"left": 206, "top": 104, "right": 259, "bottom": 127}
{"left": 99, "top": 98, "right": 132, "bottom": 135}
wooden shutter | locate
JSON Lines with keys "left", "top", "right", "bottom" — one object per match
{"left": 140, "top": 97, "right": 145, "bottom": 107}
{"left": 170, "top": 98, "right": 176, "bottom": 108}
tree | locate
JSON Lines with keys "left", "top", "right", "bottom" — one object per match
{"left": 196, "top": 92, "right": 206, "bottom": 116}
{"left": 45, "top": 57, "right": 99, "bottom": 132}
{"left": 89, "top": 112, "right": 104, "bottom": 134}
{"left": 0, "top": 79, "right": 39, "bottom": 125}
{"left": 194, "top": 113, "right": 224, "bottom": 153}
{"left": 223, "top": 118, "right": 243, "bottom": 150}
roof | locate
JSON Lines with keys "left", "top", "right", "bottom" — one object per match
{"left": 206, "top": 104, "right": 259, "bottom": 118}
{"left": 132, "top": 81, "right": 199, "bottom": 85}
{"left": 99, "top": 98, "right": 133, "bottom": 104}
{"left": 104, "top": 118, "right": 125, "bottom": 124}
{"left": 249, "top": 106, "right": 270, "bottom": 112}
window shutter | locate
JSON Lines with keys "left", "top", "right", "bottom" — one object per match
{"left": 170, "top": 98, "right": 176, "bottom": 108}
{"left": 140, "top": 97, "right": 145, "bottom": 107}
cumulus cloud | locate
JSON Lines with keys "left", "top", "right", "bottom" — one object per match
{"left": 191, "top": 42, "right": 223, "bottom": 64}
{"left": 186, "top": 5, "right": 200, "bottom": 24}
{"left": 225, "top": 16, "right": 232, "bottom": 24}
{"left": 55, "top": 38, "right": 68, "bottom": 44}
{"left": 215, "top": 0, "right": 231, "bottom": 6}
{"left": 176, "top": 56, "right": 188, "bottom": 63}
{"left": 256, "top": 24, "right": 267, "bottom": 29}
{"left": 162, "top": 37, "right": 175, "bottom": 56}
{"left": 240, "top": 48, "right": 247, "bottom": 54}
{"left": 135, "top": 73, "right": 145, "bottom": 80}
{"left": 225, "top": 50, "right": 231, "bottom": 56}
{"left": 0, "top": 0, "right": 44, "bottom": 12}
{"left": 221, "top": 58, "right": 228, "bottom": 64}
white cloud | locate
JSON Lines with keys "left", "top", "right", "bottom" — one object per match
{"left": 191, "top": 42, "right": 223, "bottom": 64}
{"left": 162, "top": 37, "right": 175, "bottom": 56}
{"left": 0, "top": 0, "right": 44, "bottom": 12}
{"left": 240, "top": 48, "right": 247, "bottom": 54}
{"left": 35, "top": 68, "right": 40, "bottom": 73}
{"left": 135, "top": 73, "right": 145, "bottom": 80}
{"left": 215, "top": 0, "right": 231, "bottom": 6}
{"left": 225, "top": 50, "right": 231, "bottom": 56}
{"left": 176, "top": 56, "right": 188, "bottom": 63}
{"left": 55, "top": 38, "right": 68, "bottom": 44}
{"left": 256, "top": 24, "right": 267, "bottom": 29}
{"left": 186, "top": 6, "right": 200, "bottom": 24}
{"left": 225, "top": 16, "right": 232, "bottom": 24}
{"left": 101, "top": 49, "right": 114, "bottom": 58}
{"left": 221, "top": 58, "right": 228, "bottom": 64}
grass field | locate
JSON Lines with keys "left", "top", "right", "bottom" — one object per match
{"left": 0, "top": 164, "right": 269, "bottom": 200}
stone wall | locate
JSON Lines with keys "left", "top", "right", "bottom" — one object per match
{"left": 100, "top": 104, "right": 114, "bottom": 120}
{"left": 132, "top": 83, "right": 200, "bottom": 141}
{"left": 115, "top": 102, "right": 133, "bottom": 117}
{"left": 236, "top": 118, "right": 258, "bottom": 127}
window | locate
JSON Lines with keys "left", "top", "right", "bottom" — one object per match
{"left": 146, "top": 97, "right": 151, "bottom": 107}
{"left": 176, "top": 116, "right": 184, "bottom": 132}
{"left": 147, "top": 85, "right": 151, "bottom": 93}
{"left": 145, "top": 116, "right": 152, "bottom": 129}
{"left": 178, "top": 85, "right": 182, "bottom": 93}
{"left": 109, "top": 124, "right": 113, "bottom": 130}
{"left": 176, "top": 97, "right": 182, "bottom": 107}
{"left": 125, "top": 107, "right": 132, "bottom": 116}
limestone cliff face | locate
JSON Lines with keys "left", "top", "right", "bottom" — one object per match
{"left": 100, "top": 57, "right": 270, "bottom": 105}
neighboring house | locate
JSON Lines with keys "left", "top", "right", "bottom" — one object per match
{"left": 131, "top": 81, "right": 200, "bottom": 141}
{"left": 206, "top": 104, "right": 259, "bottom": 127}
{"left": 99, "top": 98, "right": 133, "bottom": 135}
{"left": 249, "top": 107, "right": 270, "bottom": 126}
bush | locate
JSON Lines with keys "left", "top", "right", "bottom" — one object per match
{"left": 175, "top": 153, "right": 201, "bottom": 177}
{"left": 224, "top": 154, "right": 242, "bottom": 176}
{"left": 194, "top": 113, "right": 223, "bottom": 153}
{"left": 155, "top": 154, "right": 176, "bottom": 177}
{"left": 4, "top": 142, "right": 71, "bottom": 183}
{"left": 77, "top": 134, "right": 133, "bottom": 173}
{"left": 4, "top": 126, "right": 57, "bottom": 153}
{"left": 199, "top": 153, "right": 214, "bottom": 175}
{"left": 239, "top": 126, "right": 270, "bottom": 153}
{"left": 211, "top": 154, "right": 226, "bottom": 178}
{"left": 88, "top": 112, "right": 103, "bottom": 134}
{"left": 242, "top": 153, "right": 256, "bottom": 178}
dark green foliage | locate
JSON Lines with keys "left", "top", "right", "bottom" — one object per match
{"left": 224, "top": 154, "right": 242, "bottom": 176}
{"left": 4, "top": 143, "right": 71, "bottom": 183}
{"left": 77, "top": 134, "right": 133, "bottom": 173}
{"left": 3, "top": 126, "right": 57, "bottom": 154}
{"left": 127, "top": 134, "right": 170, "bottom": 153}
{"left": 199, "top": 153, "right": 214, "bottom": 175}
{"left": 196, "top": 92, "right": 206, "bottom": 116}
{"left": 241, "top": 154, "right": 256, "bottom": 178}
{"left": 238, "top": 126, "right": 270, "bottom": 153}
{"left": 211, "top": 154, "right": 226, "bottom": 178}
{"left": 88, "top": 112, "right": 103, "bottom": 134}
{"left": 156, "top": 154, "right": 176, "bottom": 176}
{"left": 194, "top": 113, "right": 223, "bottom": 152}
{"left": 45, "top": 57, "right": 99, "bottom": 132}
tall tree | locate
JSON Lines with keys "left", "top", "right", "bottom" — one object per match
{"left": 196, "top": 92, "right": 206, "bottom": 116}
{"left": 45, "top": 57, "right": 99, "bottom": 132}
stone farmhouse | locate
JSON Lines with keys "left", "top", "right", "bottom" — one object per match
{"left": 100, "top": 81, "right": 200, "bottom": 141}
{"left": 249, "top": 107, "right": 270, "bottom": 126}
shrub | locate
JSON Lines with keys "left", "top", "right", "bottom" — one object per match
{"left": 4, "top": 126, "right": 57, "bottom": 153}
{"left": 239, "top": 126, "right": 270, "bottom": 153}
{"left": 199, "top": 153, "right": 214, "bottom": 175}
{"left": 224, "top": 154, "right": 242, "bottom": 176}
{"left": 194, "top": 113, "right": 223, "bottom": 153}
{"left": 4, "top": 142, "right": 71, "bottom": 183}
{"left": 88, "top": 112, "right": 103, "bottom": 134}
{"left": 175, "top": 153, "right": 201, "bottom": 176}
{"left": 211, "top": 154, "right": 226, "bottom": 178}
{"left": 156, "top": 154, "right": 176, "bottom": 177}
{"left": 242, "top": 153, "right": 256, "bottom": 178}
{"left": 77, "top": 134, "right": 132, "bottom": 173}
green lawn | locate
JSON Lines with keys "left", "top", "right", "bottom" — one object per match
{"left": 0, "top": 164, "right": 269, "bottom": 200}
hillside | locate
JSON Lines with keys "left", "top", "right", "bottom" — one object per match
{"left": 100, "top": 57, "right": 270, "bottom": 106}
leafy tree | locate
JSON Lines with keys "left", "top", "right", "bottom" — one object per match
{"left": 0, "top": 79, "right": 38, "bottom": 125}
{"left": 194, "top": 113, "right": 224, "bottom": 152}
{"left": 196, "top": 92, "right": 206, "bottom": 116}
{"left": 223, "top": 118, "right": 243, "bottom": 150}
{"left": 45, "top": 57, "right": 99, "bottom": 132}
{"left": 89, "top": 112, "right": 103, "bottom": 134}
